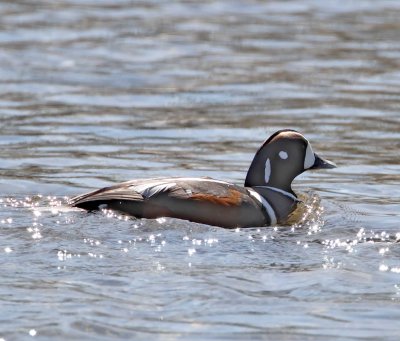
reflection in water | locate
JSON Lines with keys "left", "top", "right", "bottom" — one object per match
{"left": 1, "top": 0, "right": 400, "bottom": 340}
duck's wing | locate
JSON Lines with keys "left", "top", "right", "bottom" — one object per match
{"left": 70, "top": 177, "right": 246, "bottom": 209}
{"left": 69, "top": 183, "right": 145, "bottom": 208}
{"left": 69, "top": 177, "right": 266, "bottom": 227}
{"left": 70, "top": 178, "right": 180, "bottom": 208}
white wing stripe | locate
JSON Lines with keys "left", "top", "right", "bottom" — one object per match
{"left": 171, "top": 177, "right": 231, "bottom": 185}
{"left": 135, "top": 183, "right": 177, "bottom": 198}
{"left": 132, "top": 177, "right": 232, "bottom": 199}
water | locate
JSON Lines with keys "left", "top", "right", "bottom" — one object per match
{"left": 1, "top": 0, "right": 400, "bottom": 340}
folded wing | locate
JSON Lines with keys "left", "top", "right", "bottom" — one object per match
{"left": 70, "top": 177, "right": 266, "bottom": 228}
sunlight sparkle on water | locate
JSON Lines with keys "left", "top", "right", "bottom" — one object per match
{"left": 357, "top": 228, "right": 365, "bottom": 239}
{"left": 192, "top": 239, "right": 202, "bottom": 246}
{"left": 205, "top": 238, "right": 218, "bottom": 246}
{"left": 83, "top": 238, "right": 101, "bottom": 246}
{"left": 57, "top": 250, "right": 82, "bottom": 261}
{"left": 148, "top": 234, "right": 156, "bottom": 244}
{"left": 155, "top": 261, "right": 165, "bottom": 271}
{"left": 322, "top": 255, "right": 342, "bottom": 270}
{"left": 27, "top": 226, "right": 42, "bottom": 239}
{"left": 379, "top": 247, "right": 389, "bottom": 255}
{"left": 88, "top": 252, "right": 102, "bottom": 258}
{"left": 379, "top": 264, "right": 400, "bottom": 273}
{"left": 379, "top": 264, "right": 389, "bottom": 272}
{"left": 322, "top": 238, "right": 358, "bottom": 253}
{"left": 58, "top": 250, "right": 72, "bottom": 261}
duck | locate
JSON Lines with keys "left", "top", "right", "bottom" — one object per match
{"left": 70, "top": 129, "right": 336, "bottom": 228}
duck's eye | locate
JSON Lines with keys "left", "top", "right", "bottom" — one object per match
{"left": 279, "top": 151, "right": 288, "bottom": 160}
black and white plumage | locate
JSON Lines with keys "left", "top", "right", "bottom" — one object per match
{"left": 70, "top": 129, "right": 336, "bottom": 228}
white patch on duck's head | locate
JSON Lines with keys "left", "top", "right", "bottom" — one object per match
{"left": 264, "top": 158, "right": 271, "bottom": 183}
{"left": 304, "top": 142, "right": 316, "bottom": 169}
{"left": 279, "top": 151, "right": 288, "bottom": 159}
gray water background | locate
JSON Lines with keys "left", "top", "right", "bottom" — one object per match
{"left": 0, "top": 1, "right": 400, "bottom": 340}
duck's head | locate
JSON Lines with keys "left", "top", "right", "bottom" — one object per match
{"left": 244, "top": 129, "right": 336, "bottom": 193}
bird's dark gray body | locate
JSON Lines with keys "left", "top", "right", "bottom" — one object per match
{"left": 70, "top": 178, "right": 272, "bottom": 228}
{"left": 70, "top": 130, "right": 336, "bottom": 228}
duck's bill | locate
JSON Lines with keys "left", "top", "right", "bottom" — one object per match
{"left": 310, "top": 153, "right": 337, "bottom": 169}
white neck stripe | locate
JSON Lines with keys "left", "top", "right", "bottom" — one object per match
{"left": 247, "top": 188, "right": 277, "bottom": 225}
{"left": 254, "top": 186, "right": 298, "bottom": 201}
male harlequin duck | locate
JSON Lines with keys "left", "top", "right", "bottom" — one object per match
{"left": 70, "top": 129, "right": 336, "bottom": 228}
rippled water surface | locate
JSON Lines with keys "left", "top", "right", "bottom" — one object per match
{"left": 1, "top": 1, "right": 400, "bottom": 340}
